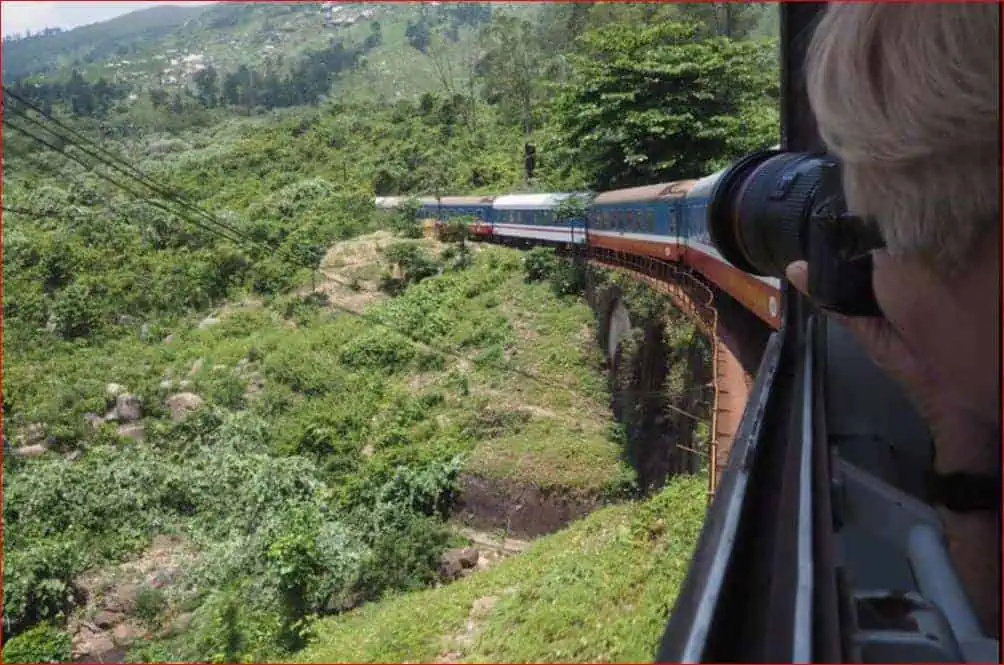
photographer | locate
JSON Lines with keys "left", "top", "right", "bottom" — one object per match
{"left": 787, "top": 3, "right": 1000, "bottom": 636}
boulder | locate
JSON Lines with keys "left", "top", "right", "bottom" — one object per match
{"left": 22, "top": 422, "right": 46, "bottom": 445}
{"left": 84, "top": 413, "right": 104, "bottom": 430}
{"left": 14, "top": 443, "right": 48, "bottom": 457}
{"left": 115, "top": 394, "right": 143, "bottom": 423}
{"left": 198, "top": 317, "right": 220, "bottom": 330}
{"left": 166, "top": 393, "right": 204, "bottom": 422}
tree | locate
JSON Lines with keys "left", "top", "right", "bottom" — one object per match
{"left": 475, "top": 15, "right": 543, "bottom": 136}
{"left": 149, "top": 88, "right": 169, "bottom": 109}
{"left": 193, "top": 65, "right": 219, "bottom": 107}
{"left": 550, "top": 22, "right": 779, "bottom": 190}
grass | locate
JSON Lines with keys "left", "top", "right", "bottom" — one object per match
{"left": 296, "top": 474, "right": 706, "bottom": 663}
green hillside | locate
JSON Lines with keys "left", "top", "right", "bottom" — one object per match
{"left": 2, "top": 3, "right": 778, "bottom": 662}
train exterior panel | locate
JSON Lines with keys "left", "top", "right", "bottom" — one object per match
{"left": 682, "top": 170, "right": 782, "bottom": 328}
{"left": 589, "top": 181, "right": 695, "bottom": 262}
{"left": 492, "top": 193, "right": 586, "bottom": 245}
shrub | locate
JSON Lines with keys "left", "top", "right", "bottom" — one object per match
{"left": 2, "top": 623, "right": 72, "bottom": 663}
{"left": 522, "top": 246, "right": 557, "bottom": 283}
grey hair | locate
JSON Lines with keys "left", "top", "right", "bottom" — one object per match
{"left": 806, "top": 3, "right": 1000, "bottom": 274}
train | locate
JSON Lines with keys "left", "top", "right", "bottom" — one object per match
{"left": 374, "top": 163, "right": 783, "bottom": 329}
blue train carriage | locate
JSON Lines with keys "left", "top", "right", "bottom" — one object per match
{"left": 587, "top": 180, "right": 697, "bottom": 262}
{"left": 491, "top": 193, "right": 587, "bottom": 247}
{"left": 419, "top": 196, "right": 496, "bottom": 237}
{"left": 681, "top": 169, "right": 783, "bottom": 329}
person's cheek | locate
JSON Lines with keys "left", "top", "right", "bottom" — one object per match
{"left": 874, "top": 254, "right": 998, "bottom": 427}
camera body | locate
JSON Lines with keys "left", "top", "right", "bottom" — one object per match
{"left": 708, "top": 150, "right": 885, "bottom": 318}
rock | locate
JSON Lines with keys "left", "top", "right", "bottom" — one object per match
{"left": 236, "top": 358, "right": 250, "bottom": 370}
{"left": 166, "top": 393, "right": 204, "bottom": 421}
{"left": 106, "top": 383, "right": 126, "bottom": 398}
{"left": 84, "top": 413, "right": 104, "bottom": 430}
{"left": 112, "top": 622, "right": 142, "bottom": 646}
{"left": 115, "top": 394, "right": 143, "bottom": 423}
{"left": 117, "top": 423, "right": 146, "bottom": 442}
{"left": 188, "top": 358, "right": 204, "bottom": 376}
{"left": 361, "top": 443, "right": 375, "bottom": 458}
{"left": 65, "top": 449, "right": 84, "bottom": 462}
{"left": 73, "top": 632, "right": 115, "bottom": 659}
{"left": 198, "top": 317, "right": 220, "bottom": 330}
{"left": 104, "top": 409, "right": 120, "bottom": 423}
{"left": 104, "top": 584, "right": 137, "bottom": 613}
{"left": 14, "top": 443, "right": 48, "bottom": 457}
{"left": 163, "top": 334, "right": 174, "bottom": 344}
{"left": 94, "top": 610, "right": 123, "bottom": 629}
{"left": 439, "top": 557, "right": 464, "bottom": 582}
{"left": 457, "top": 547, "right": 480, "bottom": 568}
{"left": 439, "top": 547, "right": 480, "bottom": 581}
{"left": 22, "top": 422, "right": 45, "bottom": 444}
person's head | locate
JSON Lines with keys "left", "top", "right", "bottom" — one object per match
{"left": 805, "top": 3, "right": 1000, "bottom": 426}
{"left": 806, "top": 2, "right": 1000, "bottom": 277}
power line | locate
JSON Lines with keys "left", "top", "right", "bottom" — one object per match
{"left": 2, "top": 116, "right": 250, "bottom": 246}
{"left": 2, "top": 87, "right": 255, "bottom": 245}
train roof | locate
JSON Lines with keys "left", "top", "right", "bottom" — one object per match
{"left": 593, "top": 180, "right": 697, "bottom": 204}
{"left": 375, "top": 196, "right": 404, "bottom": 208}
{"left": 493, "top": 193, "right": 573, "bottom": 209}
{"left": 429, "top": 196, "right": 495, "bottom": 206}
{"left": 687, "top": 167, "right": 727, "bottom": 199}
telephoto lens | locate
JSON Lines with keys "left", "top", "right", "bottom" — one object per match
{"left": 708, "top": 150, "right": 887, "bottom": 317}
{"left": 708, "top": 150, "right": 838, "bottom": 278}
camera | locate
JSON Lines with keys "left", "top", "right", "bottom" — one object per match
{"left": 708, "top": 149, "right": 886, "bottom": 318}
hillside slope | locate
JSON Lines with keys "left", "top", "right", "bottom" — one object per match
{"left": 297, "top": 475, "right": 706, "bottom": 663}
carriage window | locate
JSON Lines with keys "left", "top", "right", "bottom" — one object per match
{"left": 647, "top": 209, "right": 656, "bottom": 232}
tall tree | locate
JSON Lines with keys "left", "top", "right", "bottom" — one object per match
{"left": 549, "top": 22, "right": 779, "bottom": 190}
{"left": 475, "top": 15, "right": 542, "bottom": 136}
{"left": 193, "top": 65, "right": 220, "bottom": 108}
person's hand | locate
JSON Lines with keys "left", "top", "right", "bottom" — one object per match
{"left": 785, "top": 253, "right": 998, "bottom": 475}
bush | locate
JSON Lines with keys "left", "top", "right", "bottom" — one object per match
{"left": 522, "top": 246, "right": 557, "bottom": 283}
{"left": 339, "top": 329, "right": 416, "bottom": 372}
{"left": 134, "top": 586, "right": 167, "bottom": 628}
{"left": 390, "top": 198, "right": 424, "bottom": 239}
{"left": 2, "top": 623, "right": 72, "bottom": 663}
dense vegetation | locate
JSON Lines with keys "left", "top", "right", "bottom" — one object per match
{"left": 3, "top": 3, "right": 778, "bottom": 662}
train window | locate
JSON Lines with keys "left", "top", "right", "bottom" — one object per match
{"left": 632, "top": 210, "right": 642, "bottom": 231}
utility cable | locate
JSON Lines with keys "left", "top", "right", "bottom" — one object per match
{"left": 2, "top": 88, "right": 254, "bottom": 244}
{"left": 3, "top": 117, "right": 249, "bottom": 246}
{"left": 1, "top": 102, "right": 260, "bottom": 248}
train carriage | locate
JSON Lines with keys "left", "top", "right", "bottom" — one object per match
{"left": 491, "top": 193, "right": 586, "bottom": 246}
{"left": 588, "top": 181, "right": 696, "bottom": 262}
{"left": 418, "top": 196, "right": 496, "bottom": 237}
